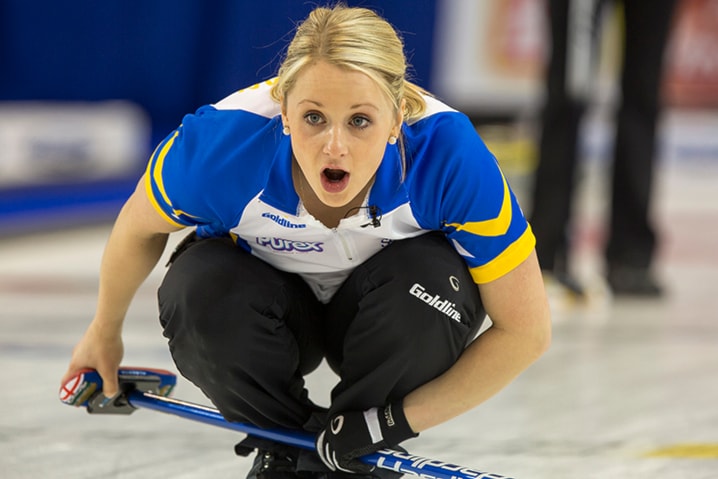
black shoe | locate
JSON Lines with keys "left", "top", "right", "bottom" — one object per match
{"left": 237, "top": 437, "right": 313, "bottom": 479}
{"left": 554, "top": 272, "right": 586, "bottom": 298}
{"left": 246, "top": 449, "right": 306, "bottom": 479}
{"left": 607, "top": 267, "right": 663, "bottom": 297}
{"left": 542, "top": 270, "right": 587, "bottom": 313}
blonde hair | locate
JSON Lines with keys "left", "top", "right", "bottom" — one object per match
{"left": 270, "top": 4, "right": 427, "bottom": 125}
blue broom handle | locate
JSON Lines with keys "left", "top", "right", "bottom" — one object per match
{"left": 128, "top": 390, "right": 514, "bottom": 479}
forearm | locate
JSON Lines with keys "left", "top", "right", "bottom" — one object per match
{"left": 92, "top": 197, "right": 171, "bottom": 333}
{"left": 95, "top": 231, "right": 168, "bottom": 330}
{"left": 402, "top": 323, "right": 548, "bottom": 432}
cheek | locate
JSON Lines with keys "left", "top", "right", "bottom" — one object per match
{"left": 356, "top": 143, "right": 387, "bottom": 175}
{"left": 289, "top": 135, "right": 315, "bottom": 164}
{"left": 291, "top": 125, "right": 326, "bottom": 147}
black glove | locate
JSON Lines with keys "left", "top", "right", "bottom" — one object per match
{"left": 316, "top": 402, "right": 418, "bottom": 474}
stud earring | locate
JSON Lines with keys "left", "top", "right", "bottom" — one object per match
{"left": 388, "top": 135, "right": 397, "bottom": 145}
{"left": 283, "top": 126, "right": 290, "bottom": 136}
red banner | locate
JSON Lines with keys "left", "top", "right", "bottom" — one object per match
{"left": 664, "top": 0, "right": 718, "bottom": 108}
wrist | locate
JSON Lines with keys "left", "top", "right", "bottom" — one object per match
{"left": 379, "top": 401, "right": 418, "bottom": 446}
{"left": 90, "top": 319, "right": 123, "bottom": 338}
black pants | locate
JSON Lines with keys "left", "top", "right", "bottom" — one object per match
{"left": 530, "top": 0, "right": 677, "bottom": 272}
{"left": 158, "top": 232, "right": 485, "bottom": 432}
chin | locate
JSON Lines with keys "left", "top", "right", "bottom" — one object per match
{"left": 319, "top": 192, "right": 353, "bottom": 208}
{"left": 321, "top": 197, "right": 350, "bottom": 208}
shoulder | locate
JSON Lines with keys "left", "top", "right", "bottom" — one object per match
{"left": 182, "top": 78, "right": 282, "bottom": 143}
{"left": 402, "top": 96, "right": 533, "bottom": 283}
{"left": 172, "top": 79, "right": 284, "bottom": 169}
{"left": 145, "top": 79, "right": 287, "bottom": 229}
{"left": 405, "top": 95, "right": 487, "bottom": 159}
{"left": 402, "top": 96, "right": 507, "bottom": 227}
{"left": 408, "top": 94, "right": 458, "bottom": 124}
{"left": 212, "top": 78, "right": 282, "bottom": 118}
{"left": 163, "top": 109, "right": 281, "bottom": 191}
{"left": 404, "top": 96, "right": 495, "bottom": 183}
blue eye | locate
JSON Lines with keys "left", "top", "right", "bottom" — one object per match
{"left": 351, "top": 116, "right": 370, "bottom": 129}
{"left": 304, "top": 112, "right": 323, "bottom": 125}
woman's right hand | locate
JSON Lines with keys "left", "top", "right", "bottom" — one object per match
{"left": 59, "top": 175, "right": 179, "bottom": 399}
{"left": 60, "top": 319, "right": 124, "bottom": 398}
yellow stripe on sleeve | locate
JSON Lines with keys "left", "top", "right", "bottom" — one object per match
{"left": 445, "top": 173, "right": 511, "bottom": 237}
{"left": 144, "top": 132, "right": 185, "bottom": 228}
{"left": 469, "top": 225, "right": 536, "bottom": 284}
{"left": 152, "top": 130, "right": 179, "bottom": 208}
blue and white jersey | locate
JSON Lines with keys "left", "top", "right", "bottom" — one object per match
{"left": 146, "top": 78, "right": 534, "bottom": 302}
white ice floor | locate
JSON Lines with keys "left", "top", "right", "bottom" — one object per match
{"left": 1, "top": 111, "right": 717, "bottom": 478}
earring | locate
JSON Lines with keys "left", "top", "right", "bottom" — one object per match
{"left": 388, "top": 135, "right": 397, "bottom": 145}
{"left": 283, "top": 126, "right": 290, "bottom": 136}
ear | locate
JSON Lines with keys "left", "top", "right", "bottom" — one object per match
{"left": 281, "top": 106, "right": 288, "bottom": 129}
{"left": 393, "top": 98, "right": 406, "bottom": 135}
{"left": 396, "top": 98, "right": 406, "bottom": 131}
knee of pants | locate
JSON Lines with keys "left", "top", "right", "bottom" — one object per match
{"left": 158, "top": 237, "right": 324, "bottom": 374}
{"left": 159, "top": 238, "right": 280, "bottom": 334}
{"left": 160, "top": 239, "right": 235, "bottom": 313}
{"left": 326, "top": 232, "right": 486, "bottom": 370}
{"left": 358, "top": 232, "right": 484, "bottom": 328}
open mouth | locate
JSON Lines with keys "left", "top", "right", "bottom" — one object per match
{"left": 321, "top": 168, "right": 350, "bottom": 193}
{"left": 324, "top": 168, "right": 347, "bottom": 182}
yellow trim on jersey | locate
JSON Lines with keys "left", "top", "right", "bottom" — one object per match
{"left": 144, "top": 132, "right": 185, "bottom": 228}
{"left": 445, "top": 173, "right": 511, "bottom": 236}
{"left": 152, "top": 130, "right": 179, "bottom": 208}
{"left": 144, "top": 168, "right": 184, "bottom": 228}
{"left": 236, "top": 77, "right": 278, "bottom": 94}
{"left": 469, "top": 225, "right": 536, "bottom": 284}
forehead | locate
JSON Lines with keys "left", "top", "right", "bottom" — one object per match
{"left": 287, "top": 61, "right": 392, "bottom": 110}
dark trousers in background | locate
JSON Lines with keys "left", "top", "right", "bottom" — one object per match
{"left": 531, "top": 0, "right": 677, "bottom": 274}
{"left": 157, "top": 232, "right": 485, "bottom": 432}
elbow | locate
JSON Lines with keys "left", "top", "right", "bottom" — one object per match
{"left": 537, "top": 319, "right": 552, "bottom": 357}
{"left": 517, "top": 304, "right": 551, "bottom": 362}
{"left": 497, "top": 310, "right": 551, "bottom": 363}
{"left": 532, "top": 308, "right": 552, "bottom": 359}
{"left": 522, "top": 324, "right": 551, "bottom": 366}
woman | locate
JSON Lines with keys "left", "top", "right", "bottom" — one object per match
{"left": 62, "top": 5, "right": 551, "bottom": 478}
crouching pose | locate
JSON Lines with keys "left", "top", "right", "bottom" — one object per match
{"left": 62, "top": 4, "right": 551, "bottom": 478}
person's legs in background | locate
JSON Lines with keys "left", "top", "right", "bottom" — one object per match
{"left": 605, "top": 0, "right": 678, "bottom": 296}
{"left": 531, "top": 0, "right": 598, "bottom": 302}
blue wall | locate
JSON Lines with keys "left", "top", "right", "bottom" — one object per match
{"left": 0, "top": 0, "right": 437, "bottom": 234}
{"left": 0, "top": 0, "right": 436, "bottom": 140}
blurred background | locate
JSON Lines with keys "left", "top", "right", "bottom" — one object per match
{"left": 1, "top": 0, "right": 439, "bottom": 234}
{"left": 2, "top": 2, "right": 718, "bottom": 477}
{"left": 1, "top": 0, "right": 716, "bottom": 237}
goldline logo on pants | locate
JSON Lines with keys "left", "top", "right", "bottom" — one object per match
{"left": 408, "top": 283, "right": 462, "bottom": 322}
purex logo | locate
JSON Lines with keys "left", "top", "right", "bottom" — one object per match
{"left": 261, "top": 212, "right": 306, "bottom": 229}
{"left": 257, "top": 237, "right": 324, "bottom": 252}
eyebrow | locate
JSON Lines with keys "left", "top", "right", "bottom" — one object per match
{"left": 297, "top": 99, "right": 380, "bottom": 111}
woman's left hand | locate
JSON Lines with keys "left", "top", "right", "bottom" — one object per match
{"left": 316, "top": 402, "right": 417, "bottom": 473}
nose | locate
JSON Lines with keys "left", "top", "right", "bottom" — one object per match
{"left": 323, "top": 125, "right": 348, "bottom": 158}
